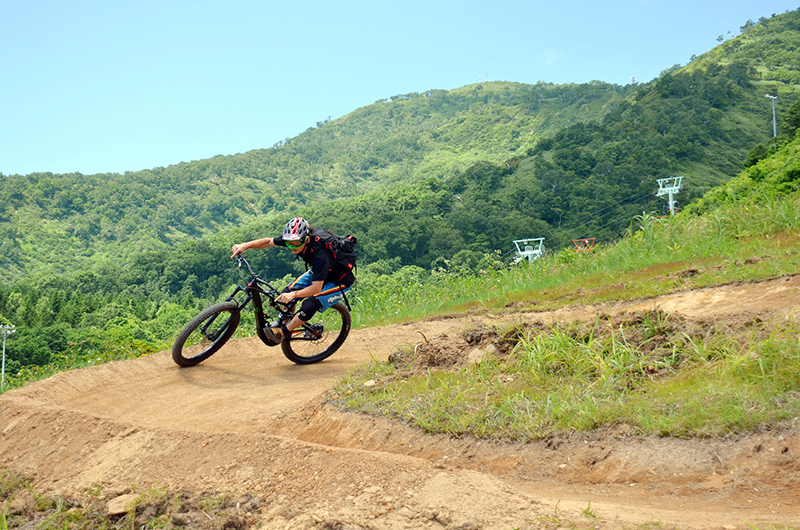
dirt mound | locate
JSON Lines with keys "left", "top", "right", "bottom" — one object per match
{"left": 1, "top": 276, "right": 800, "bottom": 529}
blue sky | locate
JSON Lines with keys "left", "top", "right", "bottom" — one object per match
{"left": 1, "top": 0, "right": 797, "bottom": 176}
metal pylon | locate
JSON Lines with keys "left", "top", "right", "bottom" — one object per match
{"left": 656, "top": 176, "right": 683, "bottom": 216}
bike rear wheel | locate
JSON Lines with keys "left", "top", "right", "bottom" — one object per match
{"left": 172, "top": 301, "right": 241, "bottom": 367}
{"left": 281, "top": 301, "right": 351, "bottom": 364}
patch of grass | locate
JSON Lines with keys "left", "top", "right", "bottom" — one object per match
{"left": 331, "top": 309, "right": 800, "bottom": 440}
{"left": 347, "top": 195, "right": 800, "bottom": 330}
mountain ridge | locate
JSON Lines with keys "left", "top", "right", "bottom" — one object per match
{"left": 2, "top": 8, "right": 800, "bottom": 281}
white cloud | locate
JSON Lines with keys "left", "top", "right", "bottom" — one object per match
{"left": 539, "top": 48, "right": 563, "bottom": 68}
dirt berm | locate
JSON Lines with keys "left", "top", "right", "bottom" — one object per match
{"left": 2, "top": 276, "right": 800, "bottom": 529}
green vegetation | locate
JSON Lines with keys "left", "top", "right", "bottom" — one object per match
{"left": 334, "top": 302, "right": 800, "bottom": 439}
{"left": 0, "top": 81, "right": 626, "bottom": 281}
{"left": 1, "top": 9, "right": 799, "bottom": 425}
{"left": 3, "top": 10, "right": 800, "bottom": 285}
{"left": 330, "top": 133, "right": 800, "bottom": 439}
{"left": 2, "top": 10, "right": 800, "bottom": 530}
{"left": 687, "top": 127, "right": 800, "bottom": 214}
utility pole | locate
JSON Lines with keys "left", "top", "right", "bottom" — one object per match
{"left": 1, "top": 324, "right": 16, "bottom": 391}
{"left": 765, "top": 94, "right": 778, "bottom": 138}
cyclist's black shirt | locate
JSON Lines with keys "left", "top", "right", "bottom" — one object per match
{"left": 274, "top": 231, "right": 338, "bottom": 284}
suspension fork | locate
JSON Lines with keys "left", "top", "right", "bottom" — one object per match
{"left": 197, "top": 286, "right": 247, "bottom": 341}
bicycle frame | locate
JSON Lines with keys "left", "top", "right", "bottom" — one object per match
{"left": 227, "top": 255, "right": 323, "bottom": 345}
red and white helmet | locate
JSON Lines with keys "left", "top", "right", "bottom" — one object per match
{"left": 282, "top": 217, "right": 309, "bottom": 241}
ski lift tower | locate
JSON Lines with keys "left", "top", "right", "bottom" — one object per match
{"left": 513, "top": 238, "right": 545, "bottom": 263}
{"left": 656, "top": 176, "right": 683, "bottom": 216}
{"left": 573, "top": 238, "right": 596, "bottom": 251}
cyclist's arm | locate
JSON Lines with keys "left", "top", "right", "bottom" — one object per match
{"left": 297, "top": 280, "right": 324, "bottom": 298}
{"left": 231, "top": 237, "right": 276, "bottom": 257}
{"left": 278, "top": 280, "right": 324, "bottom": 304}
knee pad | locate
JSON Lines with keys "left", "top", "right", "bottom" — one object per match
{"left": 297, "top": 297, "right": 323, "bottom": 321}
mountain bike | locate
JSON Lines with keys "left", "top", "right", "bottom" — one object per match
{"left": 171, "top": 254, "right": 351, "bottom": 367}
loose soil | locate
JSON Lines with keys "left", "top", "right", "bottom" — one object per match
{"left": 2, "top": 276, "right": 800, "bottom": 529}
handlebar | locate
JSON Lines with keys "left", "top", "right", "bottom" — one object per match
{"left": 234, "top": 253, "right": 258, "bottom": 278}
{"left": 233, "top": 253, "right": 282, "bottom": 300}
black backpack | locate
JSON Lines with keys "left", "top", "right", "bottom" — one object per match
{"left": 309, "top": 227, "right": 357, "bottom": 285}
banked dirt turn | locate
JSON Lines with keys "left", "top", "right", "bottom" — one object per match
{"left": 1, "top": 276, "right": 800, "bottom": 529}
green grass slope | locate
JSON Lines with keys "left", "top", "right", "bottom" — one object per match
{"left": 332, "top": 134, "right": 800, "bottom": 440}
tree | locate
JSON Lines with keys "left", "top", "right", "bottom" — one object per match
{"left": 779, "top": 100, "right": 800, "bottom": 139}
{"left": 8, "top": 331, "right": 51, "bottom": 367}
{"left": 744, "top": 144, "right": 769, "bottom": 168}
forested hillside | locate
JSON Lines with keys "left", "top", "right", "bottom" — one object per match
{"left": 208, "top": 8, "right": 800, "bottom": 279}
{"left": 3, "top": 11, "right": 800, "bottom": 283}
{"left": 0, "top": 81, "right": 626, "bottom": 279}
{"left": 1, "top": 9, "right": 800, "bottom": 381}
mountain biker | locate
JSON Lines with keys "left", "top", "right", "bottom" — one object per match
{"left": 230, "top": 217, "right": 354, "bottom": 345}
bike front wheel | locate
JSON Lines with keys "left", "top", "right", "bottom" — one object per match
{"left": 281, "top": 301, "right": 351, "bottom": 364}
{"left": 172, "top": 301, "right": 241, "bottom": 367}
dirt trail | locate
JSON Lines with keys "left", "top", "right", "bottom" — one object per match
{"left": 1, "top": 276, "right": 800, "bottom": 529}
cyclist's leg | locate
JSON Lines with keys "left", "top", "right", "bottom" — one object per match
{"left": 314, "top": 282, "right": 351, "bottom": 313}
{"left": 271, "top": 296, "right": 317, "bottom": 343}
{"left": 294, "top": 297, "right": 323, "bottom": 324}
{"left": 284, "top": 282, "right": 350, "bottom": 331}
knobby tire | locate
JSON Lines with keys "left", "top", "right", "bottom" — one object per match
{"left": 281, "top": 301, "right": 351, "bottom": 364}
{"left": 172, "top": 301, "right": 241, "bottom": 367}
